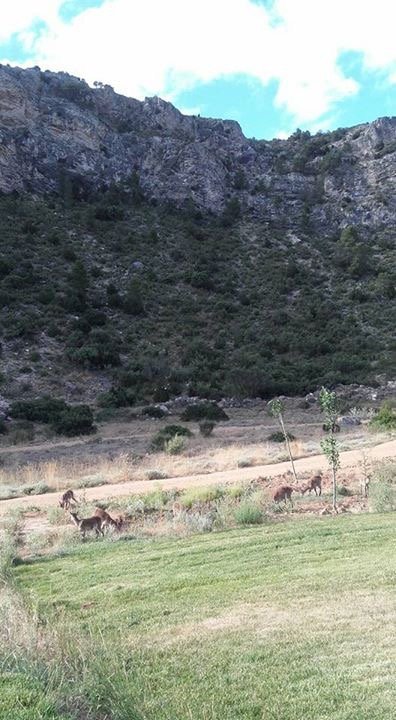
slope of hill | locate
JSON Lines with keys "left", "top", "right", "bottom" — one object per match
{"left": 0, "top": 65, "right": 395, "bottom": 405}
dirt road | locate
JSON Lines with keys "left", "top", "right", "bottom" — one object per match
{"left": 0, "top": 439, "right": 394, "bottom": 515}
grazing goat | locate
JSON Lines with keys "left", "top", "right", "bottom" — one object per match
{"left": 301, "top": 473, "right": 322, "bottom": 496}
{"left": 273, "top": 485, "right": 294, "bottom": 504}
{"left": 69, "top": 512, "right": 103, "bottom": 538}
{"left": 93, "top": 507, "right": 122, "bottom": 530}
{"left": 59, "top": 489, "right": 78, "bottom": 509}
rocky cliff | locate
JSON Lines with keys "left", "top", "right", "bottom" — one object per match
{"left": 0, "top": 64, "right": 395, "bottom": 237}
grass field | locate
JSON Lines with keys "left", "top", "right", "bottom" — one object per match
{"left": 2, "top": 511, "right": 396, "bottom": 719}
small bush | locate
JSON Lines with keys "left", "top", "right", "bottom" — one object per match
{"left": 234, "top": 503, "right": 264, "bottom": 525}
{"left": 0, "top": 528, "right": 18, "bottom": 583}
{"left": 369, "top": 402, "right": 396, "bottom": 431}
{"left": 165, "top": 434, "right": 186, "bottom": 455}
{"left": 21, "top": 482, "right": 50, "bottom": 495}
{"left": 370, "top": 481, "right": 396, "bottom": 513}
{"left": 268, "top": 431, "right": 296, "bottom": 443}
{"left": 181, "top": 403, "right": 229, "bottom": 422}
{"left": 10, "top": 397, "right": 68, "bottom": 423}
{"left": 150, "top": 425, "right": 193, "bottom": 451}
{"left": 144, "top": 489, "right": 168, "bottom": 511}
{"left": 79, "top": 475, "right": 107, "bottom": 488}
{"left": 369, "top": 461, "right": 396, "bottom": 512}
{"left": 8, "top": 423, "right": 35, "bottom": 444}
{"left": 98, "top": 386, "right": 135, "bottom": 408}
{"left": 199, "top": 421, "right": 215, "bottom": 437}
{"left": 52, "top": 405, "right": 95, "bottom": 437}
{"left": 47, "top": 507, "right": 67, "bottom": 525}
{"left": 142, "top": 405, "right": 166, "bottom": 419}
{"left": 322, "top": 422, "right": 340, "bottom": 433}
{"left": 226, "top": 483, "right": 247, "bottom": 499}
{"left": 152, "top": 385, "right": 171, "bottom": 402}
{"left": 237, "top": 457, "right": 254, "bottom": 468}
{"left": 146, "top": 469, "right": 168, "bottom": 481}
{"left": 180, "top": 486, "right": 225, "bottom": 509}
{"left": 337, "top": 485, "right": 352, "bottom": 497}
{"left": 0, "top": 419, "right": 8, "bottom": 434}
{"left": 95, "top": 407, "right": 118, "bottom": 423}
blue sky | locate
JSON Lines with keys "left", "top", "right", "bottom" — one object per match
{"left": 0, "top": 0, "right": 395, "bottom": 139}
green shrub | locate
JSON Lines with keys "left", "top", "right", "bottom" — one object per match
{"left": 181, "top": 403, "right": 229, "bottom": 422}
{"left": 0, "top": 419, "right": 8, "bottom": 434}
{"left": 21, "top": 482, "right": 50, "bottom": 496}
{"left": 142, "top": 405, "right": 166, "bottom": 419}
{"left": 234, "top": 502, "right": 264, "bottom": 525}
{"left": 369, "top": 402, "right": 396, "bottom": 431}
{"left": 369, "top": 461, "right": 396, "bottom": 512}
{"left": 151, "top": 424, "right": 193, "bottom": 451}
{"left": 146, "top": 469, "right": 168, "bottom": 480}
{"left": 123, "top": 280, "right": 145, "bottom": 315}
{"left": 237, "top": 458, "right": 253, "bottom": 468}
{"left": 67, "top": 329, "right": 121, "bottom": 369}
{"left": 268, "top": 431, "right": 296, "bottom": 443}
{"left": 52, "top": 405, "right": 95, "bottom": 437}
{"left": 8, "top": 422, "right": 35, "bottom": 444}
{"left": 165, "top": 434, "right": 186, "bottom": 455}
{"left": 98, "top": 386, "right": 135, "bottom": 408}
{"left": 47, "top": 506, "right": 67, "bottom": 525}
{"left": 226, "top": 483, "right": 247, "bottom": 499}
{"left": 10, "top": 397, "right": 68, "bottom": 423}
{"left": 337, "top": 485, "right": 352, "bottom": 497}
{"left": 180, "top": 486, "right": 225, "bottom": 509}
{"left": 79, "top": 475, "right": 107, "bottom": 488}
{"left": 199, "top": 421, "right": 215, "bottom": 437}
{"left": 152, "top": 385, "right": 171, "bottom": 402}
{"left": 143, "top": 489, "right": 168, "bottom": 511}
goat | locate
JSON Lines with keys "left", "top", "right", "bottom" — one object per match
{"left": 273, "top": 485, "right": 294, "bottom": 504}
{"left": 301, "top": 473, "right": 322, "bottom": 496}
{"left": 93, "top": 507, "right": 122, "bottom": 530}
{"left": 59, "top": 489, "right": 78, "bottom": 510}
{"left": 69, "top": 512, "right": 103, "bottom": 539}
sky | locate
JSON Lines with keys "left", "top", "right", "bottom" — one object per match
{"left": 0, "top": 0, "right": 395, "bottom": 140}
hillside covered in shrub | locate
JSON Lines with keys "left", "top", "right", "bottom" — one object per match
{"left": 0, "top": 187, "right": 394, "bottom": 405}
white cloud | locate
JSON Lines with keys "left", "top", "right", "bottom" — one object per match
{"left": 1, "top": 0, "right": 395, "bottom": 127}
{"left": 0, "top": 1, "right": 63, "bottom": 42}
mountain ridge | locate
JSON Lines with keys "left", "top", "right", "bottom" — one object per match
{"left": 0, "top": 64, "right": 395, "bottom": 236}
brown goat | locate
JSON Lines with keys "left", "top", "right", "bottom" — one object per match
{"left": 59, "top": 489, "right": 78, "bottom": 509}
{"left": 301, "top": 473, "right": 322, "bottom": 496}
{"left": 93, "top": 507, "right": 122, "bottom": 530}
{"left": 273, "top": 485, "right": 294, "bottom": 504}
{"left": 69, "top": 512, "right": 103, "bottom": 538}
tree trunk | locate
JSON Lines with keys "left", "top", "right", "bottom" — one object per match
{"left": 332, "top": 465, "right": 337, "bottom": 512}
{"left": 279, "top": 413, "right": 298, "bottom": 484}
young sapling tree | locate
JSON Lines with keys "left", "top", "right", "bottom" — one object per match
{"left": 319, "top": 387, "right": 341, "bottom": 512}
{"left": 268, "top": 397, "right": 298, "bottom": 484}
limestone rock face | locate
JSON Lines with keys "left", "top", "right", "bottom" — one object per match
{"left": 0, "top": 64, "right": 395, "bottom": 236}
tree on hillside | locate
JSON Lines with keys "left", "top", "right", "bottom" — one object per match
{"left": 319, "top": 387, "right": 341, "bottom": 512}
{"left": 69, "top": 259, "right": 89, "bottom": 310}
{"left": 268, "top": 397, "right": 298, "bottom": 484}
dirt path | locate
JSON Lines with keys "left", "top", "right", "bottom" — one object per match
{"left": 0, "top": 439, "right": 394, "bottom": 515}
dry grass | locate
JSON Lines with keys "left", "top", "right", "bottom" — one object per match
{"left": 0, "top": 453, "right": 132, "bottom": 495}
{"left": 0, "top": 438, "right": 313, "bottom": 498}
{"left": 135, "top": 438, "right": 311, "bottom": 481}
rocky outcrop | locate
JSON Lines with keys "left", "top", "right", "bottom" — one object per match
{"left": 0, "top": 64, "right": 395, "bottom": 237}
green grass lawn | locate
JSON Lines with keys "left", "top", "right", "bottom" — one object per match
{"left": 6, "top": 513, "right": 396, "bottom": 719}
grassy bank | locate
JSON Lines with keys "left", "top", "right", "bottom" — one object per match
{"left": 2, "top": 512, "right": 396, "bottom": 719}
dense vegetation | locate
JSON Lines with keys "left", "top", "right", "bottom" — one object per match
{"left": 0, "top": 185, "right": 394, "bottom": 404}
{"left": 3, "top": 512, "right": 396, "bottom": 719}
